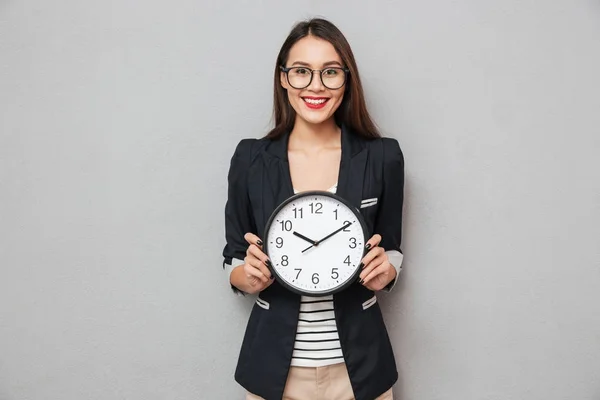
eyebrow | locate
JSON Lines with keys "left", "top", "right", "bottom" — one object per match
{"left": 290, "top": 60, "right": 344, "bottom": 68}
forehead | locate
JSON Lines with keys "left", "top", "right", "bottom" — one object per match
{"left": 286, "top": 36, "right": 342, "bottom": 67}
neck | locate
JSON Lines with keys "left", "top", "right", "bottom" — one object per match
{"left": 289, "top": 117, "right": 341, "bottom": 149}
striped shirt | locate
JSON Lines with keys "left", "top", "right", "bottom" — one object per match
{"left": 291, "top": 295, "right": 344, "bottom": 367}
{"left": 291, "top": 184, "right": 344, "bottom": 367}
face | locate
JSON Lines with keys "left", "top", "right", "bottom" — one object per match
{"left": 280, "top": 36, "right": 346, "bottom": 126}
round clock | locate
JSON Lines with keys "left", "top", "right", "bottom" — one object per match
{"left": 263, "top": 191, "right": 368, "bottom": 296}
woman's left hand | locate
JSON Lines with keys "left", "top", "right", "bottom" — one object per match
{"left": 359, "top": 234, "right": 397, "bottom": 291}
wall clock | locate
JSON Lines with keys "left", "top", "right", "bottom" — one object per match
{"left": 263, "top": 191, "right": 368, "bottom": 296}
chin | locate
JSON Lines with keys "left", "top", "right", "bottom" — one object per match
{"left": 299, "top": 113, "right": 332, "bottom": 125}
{"left": 294, "top": 104, "right": 337, "bottom": 126}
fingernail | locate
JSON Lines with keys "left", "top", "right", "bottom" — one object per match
{"left": 257, "top": 239, "right": 263, "bottom": 246}
{"left": 365, "top": 243, "right": 372, "bottom": 250}
{"left": 270, "top": 275, "right": 275, "bottom": 280}
{"left": 359, "top": 262, "right": 364, "bottom": 269}
{"left": 358, "top": 278, "right": 364, "bottom": 284}
{"left": 265, "top": 259, "right": 272, "bottom": 266}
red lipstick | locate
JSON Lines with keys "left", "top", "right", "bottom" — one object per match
{"left": 302, "top": 96, "right": 330, "bottom": 110}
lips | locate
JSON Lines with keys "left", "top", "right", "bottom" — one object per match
{"left": 302, "top": 97, "right": 330, "bottom": 110}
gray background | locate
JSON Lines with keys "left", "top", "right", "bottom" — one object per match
{"left": 1, "top": 0, "right": 599, "bottom": 399}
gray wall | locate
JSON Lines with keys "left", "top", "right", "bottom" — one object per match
{"left": 1, "top": 1, "right": 599, "bottom": 399}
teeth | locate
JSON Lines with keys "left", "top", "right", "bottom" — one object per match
{"left": 304, "top": 98, "right": 327, "bottom": 105}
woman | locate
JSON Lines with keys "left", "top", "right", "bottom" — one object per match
{"left": 222, "top": 18, "right": 404, "bottom": 400}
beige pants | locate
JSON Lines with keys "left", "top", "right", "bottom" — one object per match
{"left": 246, "top": 363, "right": 393, "bottom": 400}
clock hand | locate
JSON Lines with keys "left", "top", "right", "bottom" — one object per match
{"left": 301, "top": 222, "right": 353, "bottom": 253}
{"left": 292, "top": 231, "right": 317, "bottom": 246}
{"left": 316, "top": 221, "right": 353, "bottom": 245}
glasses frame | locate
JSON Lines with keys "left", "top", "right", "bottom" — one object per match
{"left": 280, "top": 66, "right": 350, "bottom": 90}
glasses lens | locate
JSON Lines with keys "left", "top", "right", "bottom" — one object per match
{"left": 321, "top": 68, "right": 346, "bottom": 89}
{"left": 287, "top": 67, "right": 312, "bottom": 89}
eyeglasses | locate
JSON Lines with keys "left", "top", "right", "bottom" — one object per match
{"left": 280, "top": 66, "right": 349, "bottom": 90}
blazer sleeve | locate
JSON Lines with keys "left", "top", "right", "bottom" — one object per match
{"left": 222, "top": 139, "right": 257, "bottom": 295}
{"left": 374, "top": 138, "right": 405, "bottom": 291}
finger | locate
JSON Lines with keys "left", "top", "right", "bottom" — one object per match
{"left": 364, "top": 234, "right": 382, "bottom": 252}
{"left": 254, "top": 258, "right": 274, "bottom": 281}
{"left": 359, "top": 255, "right": 385, "bottom": 283}
{"left": 360, "top": 246, "right": 384, "bottom": 271}
{"left": 263, "top": 277, "right": 274, "bottom": 289}
{"left": 247, "top": 244, "right": 269, "bottom": 264}
{"left": 255, "top": 270, "right": 276, "bottom": 292}
{"left": 362, "top": 261, "right": 391, "bottom": 287}
{"left": 363, "top": 279, "right": 384, "bottom": 292}
{"left": 244, "top": 261, "right": 270, "bottom": 283}
{"left": 249, "top": 256, "right": 274, "bottom": 281}
{"left": 243, "top": 266, "right": 260, "bottom": 287}
{"left": 246, "top": 247, "right": 273, "bottom": 280}
{"left": 244, "top": 232, "right": 263, "bottom": 248}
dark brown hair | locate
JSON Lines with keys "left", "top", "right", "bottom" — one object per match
{"left": 265, "top": 18, "right": 381, "bottom": 140}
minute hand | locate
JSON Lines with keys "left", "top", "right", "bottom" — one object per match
{"left": 301, "top": 222, "right": 352, "bottom": 253}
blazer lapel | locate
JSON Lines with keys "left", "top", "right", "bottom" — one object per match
{"left": 258, "top": 133, "right": 294, "bottom": 236}
{"left": 336, "top": 125, "right": 367, "bottom": 211}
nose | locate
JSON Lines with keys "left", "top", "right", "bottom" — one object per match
{"left": 307, "top": 70, "right": 325, "bottom": 91}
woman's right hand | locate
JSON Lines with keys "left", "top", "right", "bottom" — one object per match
{"left": 240, "top": 232, "right": 274, "bottom": 294}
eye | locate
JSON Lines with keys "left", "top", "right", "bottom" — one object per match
{"left": 323, "top": 68, "right": 339, "bottom": 76}
{"left": 294, "top": 67, "right": 310, "bottom": 75}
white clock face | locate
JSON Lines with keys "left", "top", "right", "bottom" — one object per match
{"left": 265, "top": 192, "right": 366, "bottom": 296}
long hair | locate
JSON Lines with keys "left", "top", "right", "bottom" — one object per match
{"left": 265, "top": 18, "right": 381, "bottom": 140}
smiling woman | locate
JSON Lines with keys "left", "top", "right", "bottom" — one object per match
{"left": 279, "top": 38, "right": 346, "bottom": 132}
{"left": 222, "top": 18, "right": 404, "bottom": 400}
{"left": 267, "top": 21, "right": 380, "bottom": 142}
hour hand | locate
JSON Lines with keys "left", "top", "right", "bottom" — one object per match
{"left": 293, "top": 231, "right": 317, "bottom": 246}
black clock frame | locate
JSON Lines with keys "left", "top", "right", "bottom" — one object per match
{"left": 263, "top": 190, "right": 369, "bottom": 297}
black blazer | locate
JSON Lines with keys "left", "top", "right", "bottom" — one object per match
{"left": 222, "top": 126, "right": 405, "bottom": 400}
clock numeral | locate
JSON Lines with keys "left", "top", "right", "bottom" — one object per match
{"left": 281, "top": 255, "right": 289, "bottom": 266}
{"left": 279, "top": 220, "right": 292, "bottom": 231}
{"left": 344, "top": 255, "right": 351, "bottom": 266}
{"left": 276, "top": 237, "right": 284, "bottom": 248}
{"left": 349, "top": 237, "right": 357, "bottom": 248}
{"left": 331, "top": 268, "right": 339, "bottom": 279}
{"left": 333, "top": 209, "right": 338, "bottom": 220}
{"left": 309, "top": 202, "right": 323, "bottom": 214}
{"left": 343, "top": 221, "right": 351, "bottom": 232}
{"left": 312, "top": 273, "right": 320, "bottom": 284}
{"left": 294, "top": 268, "right": 302, "bottom": 279}
{"left": 293, "top": 207, "right": 303, "bottom": 219}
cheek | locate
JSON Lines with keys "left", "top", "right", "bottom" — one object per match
{"left": 330, "top": 92, "right": 345, "bottom": 111}
{"left": 286, "top": 89, "right": 303, "bottom": 111}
